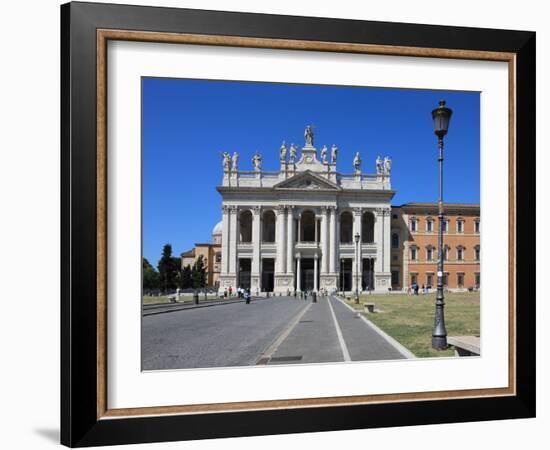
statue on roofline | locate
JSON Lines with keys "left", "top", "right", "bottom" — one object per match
{"left": 279, "top": 141, "right": 287, "bottom": 163}
{"left": 320, "top": 145, "right": 328, "bottom": 164}
{"left": 330, "top": 144, "right": 338, "bottom": 164}
{"left": 304, "top": 125, "right": 314, "bottom": 146}
{"left": 252, "top": 151, "right": 262, "bottom": 172}
{"left": 222, "top": 152, "right": 232, "bottom": 171}
{"left": 353, "top": 152, "right": 361, "bottom": 171}
{"left": 289, "top": 143, "right": 297, "bottom": 164}
{"left": 376, "top": 155, "right": 383, "bottom": 175}
{"left": 384, "top": 156, "right": 392, "bottom": 176}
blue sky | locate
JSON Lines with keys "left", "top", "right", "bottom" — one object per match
{"left": 142, "top": 78, "right": 479, "bottom": 266}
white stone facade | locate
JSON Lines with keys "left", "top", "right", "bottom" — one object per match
{"left": 218, "top": 127, "right": 394, "bottom": 294}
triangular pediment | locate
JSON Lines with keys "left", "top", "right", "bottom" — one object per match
{"left": 273, "top": 171, "right": 341, "bottom": 191}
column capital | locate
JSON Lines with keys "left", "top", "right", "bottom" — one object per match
{"left": 376, "top": 207, "right": 391, "bottom": 216}
{"left": 252, "top": 205, "right": 262, "bottom": 215}
{"left": 222, "top": 205, "right": 231, "bottom": 214}
{"left": 229, "top": 205, "right": 239, "bottom": 212}
{"left": 314, "top": 253, "right": 319, "bottom": 260}
{"left": 353, "top": 207, "right": 363, "bottom": 217}
{"left": 328, "top": 205, "right": 338, "bottom": 212}
{"left": 275, "top": 205, "right": 286, "bottom": 215}
{"left": 296, "top": 252, "right": 301, "bottom": 259}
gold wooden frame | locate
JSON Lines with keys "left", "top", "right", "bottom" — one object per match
{"left": 96, "top": 29, "right": 516, "bottom": 420}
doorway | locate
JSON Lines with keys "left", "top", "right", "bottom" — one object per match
{"left": 339, "top": 259, "right": 352, "bottom": 291}
{"left": 261, "top": 258, "right": 274, "bottom": 292}
{"left": 299, "top": 259, "right": 316, "bottom": 291}
{"left": 238, "top": 258, "right": 251, "bottom": 289}
{"left": 362, "top": 258, "right": 374, "bottom": 291}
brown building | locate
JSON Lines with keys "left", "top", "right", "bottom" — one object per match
{"left": 391, "top": 203, "right": 480, "bottom": 291}
{"left": 180, "top": 222, "right": 223, "bottom": 288}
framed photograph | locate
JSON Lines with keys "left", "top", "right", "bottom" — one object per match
{"left": 61, "top": 1, "right": 535, "bottom": 447}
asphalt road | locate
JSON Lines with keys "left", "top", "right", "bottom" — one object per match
{"left": 142, "top": 296, "right": 309, "bottom": 370}
{"left": 142, "top": 295, "right": 406, "bottom": 371}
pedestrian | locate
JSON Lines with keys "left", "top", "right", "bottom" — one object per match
{"left": 224, "top": 288, "right": 228, "bottom": 298}
{"left": 414, "top": 284, "right": 419, "bottom": 295}
{"left": 421, "top": 284, "right": 425, "bottom": 294}
{"left": 229, "top": 286, "right": 233, "bottom": 297}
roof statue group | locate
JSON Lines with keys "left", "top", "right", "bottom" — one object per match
{"left": 221, "top": 125, "right": 392, "bottom": 176}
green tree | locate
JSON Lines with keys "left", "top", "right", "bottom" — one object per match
{"left": 157, "top": 244, "right": 180, "bottom": 291}
{"left": 181, "top": 264, "right": 192, "bottom": 289}
{"left": 191, "top": 254, "right": 207, "bottom": 290}
{"left": 142, "top": 258, "right": 160, "bottom": 291}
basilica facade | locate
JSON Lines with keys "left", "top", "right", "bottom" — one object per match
{"left": 217, "top": 126, "right": 394, "bottom": 294}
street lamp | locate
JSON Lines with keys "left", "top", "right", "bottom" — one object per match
{"left": 431, "top": 100, "right": 453, "bottom": 350}
{"left": 354, "top": 232, "right": 360, "bottom": 304}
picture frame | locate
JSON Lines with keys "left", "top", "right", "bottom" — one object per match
{"left": 61, "top": 1, "right": 535, "bottom": 447}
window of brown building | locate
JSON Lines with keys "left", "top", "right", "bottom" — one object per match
{"left": 457, "top": 245, "right": 464, "bottom": 261}
{"left": 457, "top": 272, "right": 465, "bottom": 288}
{"left": 474, "top": 245, "right": 480, "bottom": 261}
{"left": 410, "top": 245, "right": 418, "bottom": 261}
{"left": 456, "top": 218, "right": 464, "bottom": 233}
{"left": 426, "top": 245, "right": 434, "bottom": 261}
{"left": 426, "top": 217, "right": 434, "bottom": 232}
{"left": 474, "top": 218, "right": 480, "bottom": 233}
{"left": 426, "top": 273, "right": 434, "bottom": 288}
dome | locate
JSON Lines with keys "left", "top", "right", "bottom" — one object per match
{"left": 212, "top": 221, "right": 223, "bottom": 235}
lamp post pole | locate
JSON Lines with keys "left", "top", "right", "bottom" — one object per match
{"left": 432, "top": 100, "right": 453, "bottom": 350}
{"left": 354, "top": 232, "right": 360, "bottom": 304}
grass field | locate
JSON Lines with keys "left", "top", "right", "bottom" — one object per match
{"left": 344, "top": 291, "right": 480, "bottom": 357}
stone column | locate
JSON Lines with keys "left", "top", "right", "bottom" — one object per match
{"left": 314, "top": 216, "right": 319, "bottom": 243}
{"left": 321, "top": 207, "right": 329, "bottom": 274}
{"left": 276, "top": 205, "right": 286, "bottom": 273}
{"left": 296, "top": 253, "right": 302, "bottom": 291}
{"left": 374, "top": 209, "right": 383, "bottom": 274}
{"left": 314, "top": 253, "right": 319, "bottom": 292}
{"left": 329, "top": 206, "right": 337, "bottom": 274}
{"left": 353, "top": 208, "right": 363, "bottom": 292}
{"left": 251, "top": 206, "right": 261, "bottom": 291}
{"left": 229, "top": 205, "right": 238, "bottom": 276}
{"left": 374, "top": 207, "right": 391, "bottom": 291}
{"left": 383, "top": 208, "right": 391, "bottom": 273}
{"left": 286, "top": 206, "right": 294, "bottom": 274}
{"left": 221, "top": 205, "right": 230, "bottom": 274}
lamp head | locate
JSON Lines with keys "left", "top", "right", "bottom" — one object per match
{"left": 432, "top": 100, "right": 453, "bottom": 138}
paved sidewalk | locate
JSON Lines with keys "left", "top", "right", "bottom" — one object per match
{"left": 266, "top": 296, "right": 406, "bottom": 364}
{"left": 267, "top": 297, "right": 343, "bottom": 364}
{"left": 330, "top": 296, "right": 406, "bottom": 361}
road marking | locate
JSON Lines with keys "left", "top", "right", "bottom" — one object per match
{"left": 256, "top": 302, "right": 312, "bottom": 365}
{"left": 335, "top": 296, "right": 416, "bottom": 359}
{"left": 327, "top": 297, "right": 351, "bottom": 362}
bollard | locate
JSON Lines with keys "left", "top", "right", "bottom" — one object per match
{"left": 312, "top": 292, "right": 317, "bottom": 303}
{"left": 193, "top": 291, "right": 199, "bottom": 305}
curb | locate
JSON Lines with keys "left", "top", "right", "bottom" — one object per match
{"left": 143, "top": 296, "right": 269, "bottom": 317}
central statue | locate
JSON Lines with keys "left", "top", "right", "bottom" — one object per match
{"left": 304, "top": 125, "right": 314, "bottom": 146}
